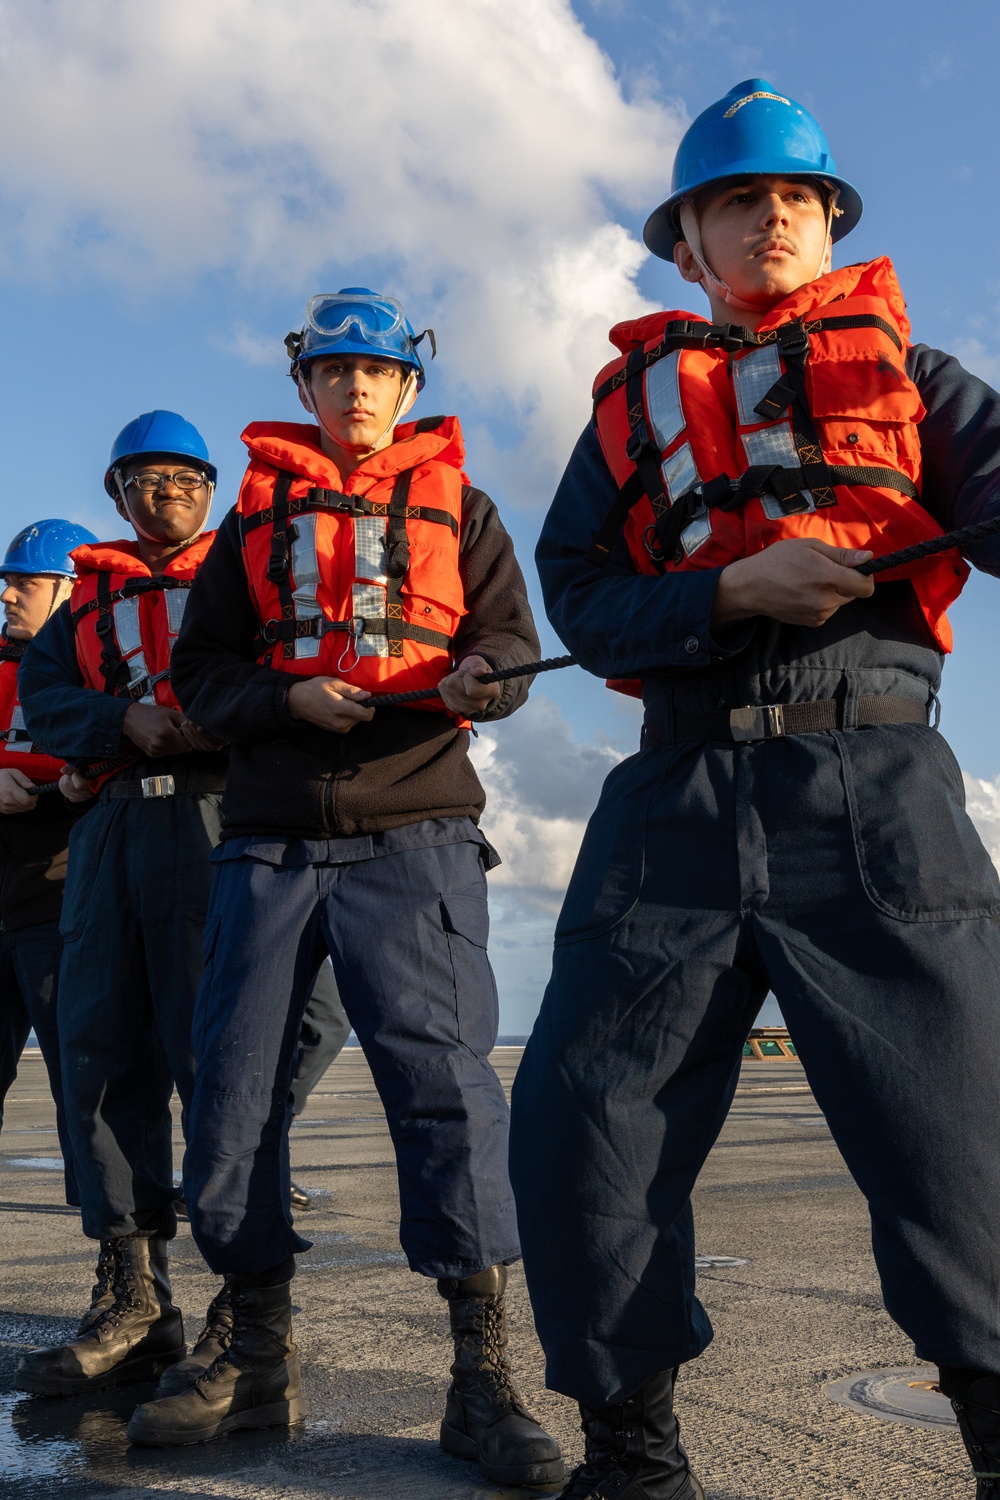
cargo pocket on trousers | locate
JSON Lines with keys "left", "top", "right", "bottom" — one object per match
{"left": 440, "top": 882, "right": 498, "bottom": 1045}
{"left": 838, "top": 725, "right": 1000, "bottom": 921}
{"left": 553, "top": 750, "right": 665, "bottom": 946}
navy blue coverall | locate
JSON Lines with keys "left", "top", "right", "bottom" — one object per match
{"left": 19, "top": 603, "right": 228, "bottom": 1241}
{"left": 169, "top": 485, "right": 538, "bottom": 1282}
{"left": 509, "top": 344, "right": 1000, "bottom": 1406}
{"left": 18, "top": 607, "right": 346, "bottom": 1242}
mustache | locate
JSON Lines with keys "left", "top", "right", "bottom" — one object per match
{"left": 749, "top": 235, "right": 797, "bottom": 255}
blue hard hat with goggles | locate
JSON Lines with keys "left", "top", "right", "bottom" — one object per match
{"left": 285, "top": 288, "right": 435, "bottom": 390}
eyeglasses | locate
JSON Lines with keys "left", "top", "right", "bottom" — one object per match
{"left": 123, "top": 469, "right": 209, "bottom": 494}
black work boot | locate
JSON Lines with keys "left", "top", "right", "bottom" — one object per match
{"left": 77, "top": 1239, "right": 119, "bottom": 1333}
{"left": 127, "top": 1278, "right": 305, "bottom": 1445}
{"left": 939, "top": 1367, "right": 1000, "bottom": 1497}
{"left": 154, "top": 1277, "right": 235, "bottom": 1397}
{"left": 15, "top": 1234, "right": 184, "bottom": 1395}
{"left": 437, "top": 1264, "right": 564, "bottom": 1487}
{"left": 556, "top": 1369, "right": 704, "bottom": 1500}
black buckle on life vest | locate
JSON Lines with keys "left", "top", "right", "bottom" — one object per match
{"left": 720, "top": 323, "right": 749, "bottom": 353}
{"left": 776, "top": 321, "right": 810, "bottom": 358}
{"left": 625, "top": 422, "right": 655, "bottom": 463}
{"left": 267, "top": 525, "right": 295, "bottom": 584}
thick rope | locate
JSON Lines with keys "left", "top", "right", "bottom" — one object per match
{"left": 855, "top": 512, "right": 1000, "bottom": 575}
{"left": 32, "top": 755, "right": 132, "bottom": 797}
{"left": 369, "top": 653, "right": 576, "bottom": 709}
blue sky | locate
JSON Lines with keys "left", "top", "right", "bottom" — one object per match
{"left": 1, "top": 0, "right": 998, "bottom": 1029}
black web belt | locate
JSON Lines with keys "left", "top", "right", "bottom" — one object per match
{"left": 103, "top": 769, "right": 228, "bottom": 800}
{"left": 644, "top": 694, "right": 928, "bottom": 748}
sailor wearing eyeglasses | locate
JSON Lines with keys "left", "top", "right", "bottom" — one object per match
{"left": 13, "top": 411, "right": 350, "bottom": 1407}
{"left": 7, "top": 413, "right": 230, "bottom": 1398}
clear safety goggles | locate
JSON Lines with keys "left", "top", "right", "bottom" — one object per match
{"left": 305, "top": 293, "right": 406, "bottom": 346}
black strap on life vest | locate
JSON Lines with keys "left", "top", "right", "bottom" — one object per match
{"left": 261, "top": 470, "right": 296, "bottom": 661}
{"left": 586, "top": 348, "right": 677, "bottom": 572}
{"left": 590, "top": 313, "right": 903, "bottom": 410}
{"left": 253, "top": 614, "right": 453, "bottom": 656}
{"left": 94, "top": 571, "right": 127, "bottom": 694}
{"left": 70, "top": 574, "right": 191, "bottom": 626}
{"left": 239, "top": 487, "right": 459, "bottom": 540}
{"left": 760, "top": 319, "right": 838, "bottom": 508}
{"left": 385, "top": 468, "right": 412, "bottom": 658}
{"left": 587, "top": 313, "right": 918, "bottom": 569}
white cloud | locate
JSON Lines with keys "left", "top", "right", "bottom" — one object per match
{"left": 471, "top": 692, "right": 632, "bottom": 1031}
{"left": 472, "top": 693, "right": 626, "bottom": 913}
{"left": 951, "top": 338, "right": 1000, "bottom": 388}
{"left": 0, "top": 0, "right": 684, "bottom": 491}
{"left": 964, "top": 771, "right": 1000, "bottom": 868}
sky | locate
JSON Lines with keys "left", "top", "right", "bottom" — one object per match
{"left": 1, "top": 0, "right": 999, "bottom": 1031}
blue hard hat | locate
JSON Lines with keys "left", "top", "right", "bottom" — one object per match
{"left": 286, "top": 287, "right": 433, "bottom": 390}
{"left": 644, "top": 79, "right": 863, "bottom": 260}
{"left": 2, "top": 519, "right": 99, "bottom": 578}
{"left": 104, "top": 410, "right": 217, "bottom": 496}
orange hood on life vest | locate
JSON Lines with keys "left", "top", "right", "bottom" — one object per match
{"left": 71, "top": 533, "right": 216, "bottom": 581}
{"left": 605, "top": 257, "right": 912, "bottom": 357}
{"left": 240, "top": 418, "right": 470, "bottom": 491}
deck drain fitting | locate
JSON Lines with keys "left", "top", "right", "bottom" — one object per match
{"left": 825, "top": 1366, "right": 955, "bottom": 1429}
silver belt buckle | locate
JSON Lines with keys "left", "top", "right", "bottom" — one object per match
{"left": 729, "top": 704, "right": 785, "bottom": 742}
{"left": 140, "top": 775, "right": 175, "bottom": 798}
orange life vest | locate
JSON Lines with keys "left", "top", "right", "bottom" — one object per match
{"left": 70, "top": 534, "right": 216, "bottom": 705}
{"left": 0, "top": 641, "right": 66, "bottom": 784}
{"left": 236, "top": 416, "right": 468, "bottom": 712}
{"left": 591, "top": 257, "right": 967, "bottom": 695}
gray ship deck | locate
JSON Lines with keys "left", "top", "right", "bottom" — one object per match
{"left": 0, "top": 1049, "right": 965, "bottom": 1498}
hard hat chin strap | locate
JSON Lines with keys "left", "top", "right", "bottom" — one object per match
{"left": 299, "top": 369, "right": 419, "bottom": 460}
{"left": 678, "top": 192, "right": 836, "bottom": 314}
{"left": 44, "top": 576, "right": 72, "bottom": 624}
{"left": 678, "top": 202, "right": 764, "bottom": 314}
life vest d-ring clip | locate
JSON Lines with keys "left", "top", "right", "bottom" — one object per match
{"left": 336, "top": 617, "right": 366, "bottom": 675}
{"left": 643, "top": 524, "right": 666, "bottom": 562}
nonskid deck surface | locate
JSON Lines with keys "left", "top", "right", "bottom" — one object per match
{"left": 0, "top": 1049, "right": 964, "bottom": 1498}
